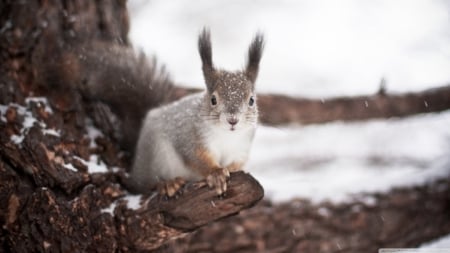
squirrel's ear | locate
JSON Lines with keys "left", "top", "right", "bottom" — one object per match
{"left": 245, "top": 33, "right": 265, "bottom": 85}
{"left": 198, "top": 28, "right": 216, "bottom": 92}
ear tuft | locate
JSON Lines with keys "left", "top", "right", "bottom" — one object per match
{"left": 245, "top": 33, "right": 265, "bottom": 84}
{"left": 198, "top": 28, "right": 216, "bottom": 92}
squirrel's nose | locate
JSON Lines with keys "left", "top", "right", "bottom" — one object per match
{"left": 227, "top": 115, "right": 239, "bottom": 126}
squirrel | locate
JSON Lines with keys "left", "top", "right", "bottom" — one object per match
{"left": 132, "top": 29, "right": 264, "bottom": 195}
{"left": 34, "top": 28, "right": 264, "bottom": 196}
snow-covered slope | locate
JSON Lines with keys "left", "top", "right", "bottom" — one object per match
{"left": 249, "top": 111, "right": 450, "bottom": 202}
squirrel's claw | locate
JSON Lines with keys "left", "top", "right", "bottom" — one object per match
{"left": 223, "top": 167, "right": 231, "bottom": 177}
{"left": 157, "top": 177, "right": 186, "bottom": 197}
{"left": 206, "top": 168, "right": 230, "bottom": 195}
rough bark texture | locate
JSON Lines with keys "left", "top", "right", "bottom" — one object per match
{"left": 0, "top": 1, "right": 263, "bottom": 252}
{"left": 0, "top": 84, "right": 263, "bottom": 253}
{"left": 171, "top": 85, "right": 450, "bottom": 125}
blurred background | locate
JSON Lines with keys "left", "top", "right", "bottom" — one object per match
{"left": 127, "top": 0, "right": 450, "bottom": 204}
{"left": 128, "top": 0, "right": 450, "bottom": 97}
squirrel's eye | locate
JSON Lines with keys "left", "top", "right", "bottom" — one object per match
{"left": 249, "top": 97, "right": 255, "bottom": 106}
{"left": 211, "top": 95, "right": 217, "bottom": 106}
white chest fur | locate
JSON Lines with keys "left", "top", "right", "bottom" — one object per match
{"left": 204, "top": 126, "right": 254, "bottom": 168}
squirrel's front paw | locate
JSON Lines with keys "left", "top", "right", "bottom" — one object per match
{"left": 157, "top": 177, "right": 186, "bottom": 197}
{"left": 206, "top": 168, "right": 230, "bottom": 195}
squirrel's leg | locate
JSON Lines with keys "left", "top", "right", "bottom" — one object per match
{"left": 184, "top": 148, "right": 231, "bottom": 195}
{"left": 156, "top": 177, "right": 186, "bottom": 197}
{"left": 206, "top": 168, "right": 230, "bottom": 195}
{"left": 226, "top": 162, "right": 244, "bottom": 172}
{"left": 204, "top": 162, "right": 244, "bottom": 194}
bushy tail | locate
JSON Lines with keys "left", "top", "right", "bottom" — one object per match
{"left": 33, "top": 40, "right": 173, "bottom": 151}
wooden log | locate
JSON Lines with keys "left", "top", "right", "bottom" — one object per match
{"left": 116, "top": 172, "right": 263, "bottom": 252}
{"left": 154, "top": 172, "right": 263, "bottom": 231}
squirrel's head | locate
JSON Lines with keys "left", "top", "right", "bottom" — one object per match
{"left": 198, "top": 28, "right": 264, "bottom": 131}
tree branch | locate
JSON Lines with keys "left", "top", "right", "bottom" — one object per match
{"left": 115, "top": 172, "right": 263, "bottom": 251}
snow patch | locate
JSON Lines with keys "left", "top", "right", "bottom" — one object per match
{"left": 317, "top": 207, "right": 330, "bottom": 217}
{"left": 10, "top": 135, "right": 25, "bottom": 144}
{"left": 111, "top": 167, "right": 121, "bottom": 173}
{"left": 124, "top": 195, "right": 143, "bottom": 210}
{"left": 101, "top": 202, "right": 117, "bottom": 215}
{"left": 85, "top": 118, "right": 104, "bottom": 148}
{"left": 74, "top": 155, "right": 108, "bottom": 173}
{"left": 25, "top": 97, "right": 53, "bottom": 113}
{"left": 101, "top": 194, "right": 148, "bottom": 214}
{"left": 0, "top": 101, "right": 59, "bottom": 145}
{"left": 42, "top": 128, "right": 60, "bottom": 137}
{"left": 248, "top": 111, "right": 450, "bottom": 203}
{"left": 0, "top": 105, "right": 7, "bottom": 122}
{"left": 421, "top": 233, "right": 450, "bottom": 248}
{"left": 63, "top": 163, "right": 77, "bottom": 172}
{"left": 3, "top": 103, "right": 42, "bottom": 144}
{"left": 359, "top": 195, "right": 377, "bottom": 207}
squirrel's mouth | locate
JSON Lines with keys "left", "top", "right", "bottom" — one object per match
{"left": 230, "top": 126, "right": 236, "bottom": 131}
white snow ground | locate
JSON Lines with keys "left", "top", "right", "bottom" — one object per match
{"left": 421, "top": 233, "right": 450, "bottom": 248}
{"left": 127, "top": 0, "right": 450, "bottom": 202}
{"left": 249, "top": 112, "right": 450, "bottom": 203}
